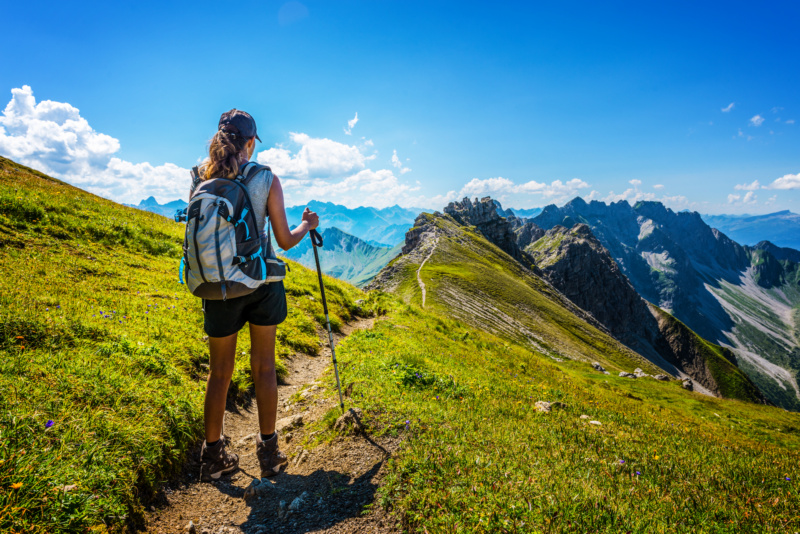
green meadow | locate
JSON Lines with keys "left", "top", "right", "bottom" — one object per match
{"left": 0, "top": 157, "right": 359, "bottom": 533}
{"left": 1, "top": 156, "right": 798, "bottom": 533}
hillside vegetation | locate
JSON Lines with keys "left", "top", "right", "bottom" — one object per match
{"left": 0, "top": 157, "right": 360, "bottom": 533}
{"left": 1, "top": 157, "right": 799, "bottom": 533}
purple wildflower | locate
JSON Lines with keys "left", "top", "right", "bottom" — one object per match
{"left": 787, "top": 477, "right": 792, "bottom": 481}
{"left": 56, "top": 305, "right": 61, "bottom": 309}
{"left": 636, "top": 471, "right": 641, "bottom": 476}
{"left": 620, "top": 460, "right": 625, "bottom": 464}
{"left": 45, "top": 420, "right": 54, "bottom": 429}
{"left": 46, "top": 308, "right": 49, "bottom": 311}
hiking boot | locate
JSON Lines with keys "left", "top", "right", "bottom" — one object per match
{"left": 256, "top": 432, "right": 288, "bottom": 477}
{"left": 199, "top": 438, "right": 239, "bottom": 482}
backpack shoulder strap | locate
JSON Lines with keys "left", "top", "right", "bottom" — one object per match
{"left": 189, "top": 166, "right": 203, "bottom": 197}
{"left": 236, "top": 162, "right": 272, "bottom": 183}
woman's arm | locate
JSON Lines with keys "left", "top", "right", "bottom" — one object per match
{"left": 268, "top": 175, "right": 319, "bottom": 250}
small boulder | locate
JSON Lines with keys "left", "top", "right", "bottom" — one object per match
{"left": 591, "top": 362, "right": 606, "bottom": 373}
{"left": 589, "top": 420, "right": 602, "bottom": 426}
{"left": 184, "top": 521, "right": 196, "bottom": 534}
{"left": 633, "top": 368, "right": 648, "bottom": 378}
{"left": 334, "top": 407, "right": 364, "bottom": 433}
{"left": 534, "top": 401, "right": 552, "bottom": 413}
{"left": 276, "top": 414, "right": 304, "bottom": 433}
{"left": 682, "top": 379, "right": 694, "bottom": 391}
{"left": 654, "top": 374, "right": 670, "bottom": 381}
{"left": 579, "top": 415, "right": 590, "bottom": 420}
{"left": 619, "top": 372, "right": 637, "bottom": 378}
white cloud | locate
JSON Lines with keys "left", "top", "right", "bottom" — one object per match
{"left": 456, "top": 176, "right": 590, "bottom": 205}
{"left": 0, "top": 85, "right": 189, "bottom": 203}
{"left": 765, "top": 195, "right": 777, "bottom": 206}
{"left": 749, "top": 115, "right": 765, "bottom": 127}
{"left": 764, "top": 172, "right": 800, "bottom": 190}
{"left": 256, "top": 132, "right": 367, "bottom": 178}
{"left": 602, "top": 189, "right": 656, "bottom": 203}
{"left": 391, "top": 149, "right": 411, "bottom": 174}
{"left": 343, "top": 112, "right": 358, "bottom": 135}
{"left": 653, "top": 184, "right": 665, "bottom": 190}
{"left": 786, "top": 119, "right": 796, "bottom": 125}
{"left": 721, "top": 102, "right": 735, "bottom": 113}
{"left": 734, "top": 180, "right": 760, "bottom": 191}
{"left": 728, "top": 191, "right": 758, "bottom": 205}
{"left": 629, "top": 179, "right": 642, "bottom": 186}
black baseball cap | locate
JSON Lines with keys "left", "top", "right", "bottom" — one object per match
{"left": 218, "top": 109, "right": 261, "bottom": 142}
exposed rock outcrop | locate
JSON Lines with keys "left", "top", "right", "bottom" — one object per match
{"left": 444, "top": 197, "right": 528, "bottom": 261}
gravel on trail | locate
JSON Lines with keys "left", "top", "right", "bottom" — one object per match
{"left": 144, "top": 317, "right": 401, "bottom": 534}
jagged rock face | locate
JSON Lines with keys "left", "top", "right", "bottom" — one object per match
{"left": 754, "top": 241, "right": 800, "bottom": 263}
{"left": 508, "top": 214, "right": 545, "bottom": 250}
{"left": 444, "top": 197, "right": 526, "bottom": 261}
{"left": 526, "top": 224, "right": 663, "bottom": 359}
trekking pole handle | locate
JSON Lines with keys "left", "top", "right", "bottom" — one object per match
{"left": 310, "top": 228, "right": 324, "bottom": 248}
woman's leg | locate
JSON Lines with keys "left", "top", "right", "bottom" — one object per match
{"left": 204, "top": 333, "right": 238, "bottom": 442}
{"left": 249, "top": 323, "right": 278, "bottom": 435}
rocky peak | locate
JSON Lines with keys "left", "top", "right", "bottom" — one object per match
{"left": 444, "top": 197, "right": 525, "bottom": 260}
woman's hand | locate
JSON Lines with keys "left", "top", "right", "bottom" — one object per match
{"left": 302, "top": 207, "right": 319, "bottom": 230}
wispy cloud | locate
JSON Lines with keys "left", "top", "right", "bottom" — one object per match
{"left": 786, "top": 119, "right": 796, "bottom": 125}
{"left": 734, "top": 180, "right": 761, "bottom": 191}
{"left": 653, "top": 184, "right": 665, "bottom": 190}
{"left": 391, "top": 149, "right": 412, "bottom": 174}
{"left": 727, "top": 191, "right": 757, "bottom": 205}
{"left": 629, "top": 179, "right": 642, "bottom": 186}
{"left": 749, "top": 114, "right": 765, "bottom": 127}
{"left": 721, "top": 102, "right": 735, "bottom": 113}
{"left": 343, "top": 112, "right": 358, "bottom": 135}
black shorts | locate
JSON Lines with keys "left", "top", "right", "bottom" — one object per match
{"left": 203, "top": 281, "right": 287, "bottom": 338}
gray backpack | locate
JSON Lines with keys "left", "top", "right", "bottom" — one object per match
{"left": 179, "top": 162, "right": 286, "bottom": 300}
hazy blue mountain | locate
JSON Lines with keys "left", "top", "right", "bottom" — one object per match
{"left": 533, "top": 197, "right": 800, "bottom": 410}
{"left": 702, "top": 210, "right": 800, "bottom": 250}
{"left": 126, "top": 196, "right": 187, "bottom": 219}
{"left": 491, "top": 200, "right": 542, "bottom": 220}
{"left": 279, "top": 227, "right": 403, "bottom": 287}
{"left": 285, "top": 201, "right": 423, "bottom": 246}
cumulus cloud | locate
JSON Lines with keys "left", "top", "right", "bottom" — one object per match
{"left": 0, "top": 85, "right": 189, "bottom": 203}
{"left": 749, "top": 115, "right": 765, "bottom": 127}
{"left": 456, "top": 176, "right": 590, "bottom": 205}
{"left": 629, "top": 179, "right": 642, "bottom": 186}
{"left": 734, "top": 180, "right": 761, "bottom": 191}
{"left": 721, "top": 102, "right": 735, "bottom": 113}
{"left": 343, "top": 112, "right": 358, "bottom": 135}
{"left": 256, "top": 132, "right": 367, "bottom": 178}
{"left": 391, "top": 149, "right": 411, "bottom": 174}
{"left": 764, "top": 172, "right": 800, "bottom": 190}
{"left": 728, "top": 191, "right": 757, "bottom": 205}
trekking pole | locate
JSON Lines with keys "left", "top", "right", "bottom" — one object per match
{"left": 310, "top": 229, "right": 346, "bottom": 414}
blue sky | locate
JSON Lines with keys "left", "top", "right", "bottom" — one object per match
{"left": 1, "top": 0, "right": 798, "bottom": 213}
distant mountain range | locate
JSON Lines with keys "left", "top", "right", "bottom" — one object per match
{"left": 129, "top": 197, "right": 423, "bottom": 246}
{"left": 701, "top": 210, "right": 800, "bottom": 250}
{"left": 125, "top": 196, "right": 188, "bottom": 219}
{"left": 278, "top": 227, "right": 402, "bottom": 287}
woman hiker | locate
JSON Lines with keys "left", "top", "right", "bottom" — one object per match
{"left": 193, "top": 109, "right": 319, "bottom": 481}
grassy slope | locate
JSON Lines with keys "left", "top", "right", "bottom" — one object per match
{"left": 650, "top": 307, "right": 764, "bottom": 403}
{"left": 393, "top": 214, "right": 661, "bottom": 376}
{"left": 327, "top": 295, "right": 800, "bottom": 533}
{"left": 0, "top": 157, "right": 361, "bottom": 533}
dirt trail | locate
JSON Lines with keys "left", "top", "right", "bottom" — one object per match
{"left": 416, "top": 237, "right": 438, "bottom": 308}
{"left": 144, "top": 317, "right": 400, "bottom": 534}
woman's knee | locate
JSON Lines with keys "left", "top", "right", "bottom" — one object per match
{"left": 251, "top": 359, "right": 276, "bottom": 378}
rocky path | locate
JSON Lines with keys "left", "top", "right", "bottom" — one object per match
{"left": 416, "top": 237, "right": 438, "bottom": 308}
{"left": 144, "top": 317, "right": 400, "bottom": 534}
